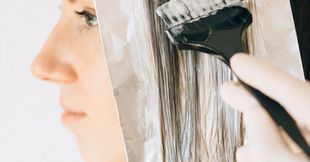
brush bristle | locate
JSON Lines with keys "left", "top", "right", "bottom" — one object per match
{"left": 156, "top": 0, "right": 245, "bottom": 27}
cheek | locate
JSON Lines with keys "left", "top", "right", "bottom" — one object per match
{"left": 73, "top": 28, "right": 115, "bottom": 117}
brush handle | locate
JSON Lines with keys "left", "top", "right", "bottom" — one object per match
{"left": 239, "top": 80, "right": 310, "bottom": 159}
{"left": 159, "top": 4, "right": 310, "bottom": 158}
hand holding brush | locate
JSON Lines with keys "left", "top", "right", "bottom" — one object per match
{"left": 221, "top": 54, "right": 310, "bottom": 162}
{"left": 156, "top": 0, "right": 310, "bottom": 159}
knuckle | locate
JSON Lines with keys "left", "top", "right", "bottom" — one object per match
{"left": 241, "top": 97, "right": 261, "bottom": 113}
{"left": 236, "top": 147, "right": 248, "bottom": 162}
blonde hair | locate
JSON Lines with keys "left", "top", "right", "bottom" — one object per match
{"left": 141, "top": 0, "right": 260, "bottom": 161}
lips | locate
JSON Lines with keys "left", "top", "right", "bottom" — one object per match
{"left": 60, "top": 101, "right": 87, "bottom": 123}
{"left": 61, "top": 111, "right": 86, "bottom": 123}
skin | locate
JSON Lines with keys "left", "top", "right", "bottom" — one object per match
{"left": 221, "top": 54, "right": 310, "bottom": 162}
{"left": 31, "top": 0, "right": 308, "bottom": 161}
{"left": 31, "top": 0, "right": 126, "bottom": 161}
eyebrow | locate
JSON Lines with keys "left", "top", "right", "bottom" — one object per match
{"left": 68, "top": 0, "right": 77, "bottom": 3}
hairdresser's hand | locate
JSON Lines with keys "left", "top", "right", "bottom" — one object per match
{"left": 220, "top": 54, "right": 310, "bottom": 162}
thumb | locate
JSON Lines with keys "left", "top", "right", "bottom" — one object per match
{"left": 221, "top": 82, "right": 294, "bottom": 162}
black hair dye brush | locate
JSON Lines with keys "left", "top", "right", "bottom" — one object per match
{"left": 156, "top": 0, "right": 310, "bottom": 158}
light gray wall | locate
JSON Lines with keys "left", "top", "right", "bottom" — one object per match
{"left": 0, "top": 1, "right": 84, "bottom": 162}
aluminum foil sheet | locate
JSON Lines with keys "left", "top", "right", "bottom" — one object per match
{"left": 94, "top": 0, "right": 304, "bottom": 161}
{"left": 94, "top": 0, "right": 163, "bottom": 161}
{"left": 248, "top": 0, "right": 304, "bottom": 79}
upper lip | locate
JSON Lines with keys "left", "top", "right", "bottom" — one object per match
{"left": 60, "top": 100, "right": 86, "bottom": 114}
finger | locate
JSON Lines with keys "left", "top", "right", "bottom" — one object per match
{"left": 236, "top": 146, "right": 250, "bottom": 162}
{"left": 230, "top": 53, "right": 310, "bottom": 125}
{"left": 282, "top": 127, "right": 310, "bottom": 155}
{"left": 221, "top": 81, "right": 260, "bottom": 113}
{"left": 221, "top": 82, "right": 287, "bottom": 147}
{"left": 221, "top": 82, "right": 309, "bottom": 161}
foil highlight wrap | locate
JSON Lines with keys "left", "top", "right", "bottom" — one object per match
{"left": 94, "top": 0, "right": 304, "bottom": 161}
{"left": 94, "top": 0, "right": 163, "bottom": 161}
{"left": 248, "top": 0, "right": 304, "bottom": 79}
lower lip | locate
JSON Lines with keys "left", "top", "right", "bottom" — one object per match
{"left": 61, "top": 111, "right": 87, "bottom": 123}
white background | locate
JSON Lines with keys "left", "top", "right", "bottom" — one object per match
{"left": 0, "top": 0, "right": 84, "bottom": 162}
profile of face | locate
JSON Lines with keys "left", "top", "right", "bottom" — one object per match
{"left": 31, "top": 0, "right": 126, "bottom": 161}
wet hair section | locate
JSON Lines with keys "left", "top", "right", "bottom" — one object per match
{"left": 146, "top": 0, "right": 243, "bottom": 161}
{"left": 156, "top": 0, "right": 244, "bottom": 27}
{"left": 94, "top": 0, "right": 305, "bottom": 161}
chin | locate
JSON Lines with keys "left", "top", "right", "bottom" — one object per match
{"left": 77, "top": 138, "right": 105, "bottom": 162}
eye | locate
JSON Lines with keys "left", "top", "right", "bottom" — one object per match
{"left": 75, "top": 10, "right": 98, "bottom": 27}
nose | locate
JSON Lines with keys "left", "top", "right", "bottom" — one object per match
{"left": 31, "top": 24, "right": 77, "bottom": 83}
{"left": 31, "top": 54, "right": 77, "bottom": 83}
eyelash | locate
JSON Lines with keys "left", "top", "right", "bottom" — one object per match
{"left": 75, "top": 10, "right": 98, "bottom": 27}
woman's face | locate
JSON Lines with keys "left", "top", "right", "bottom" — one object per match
{"left": 31, "top": 0, "right": 125, "bottom": 161}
